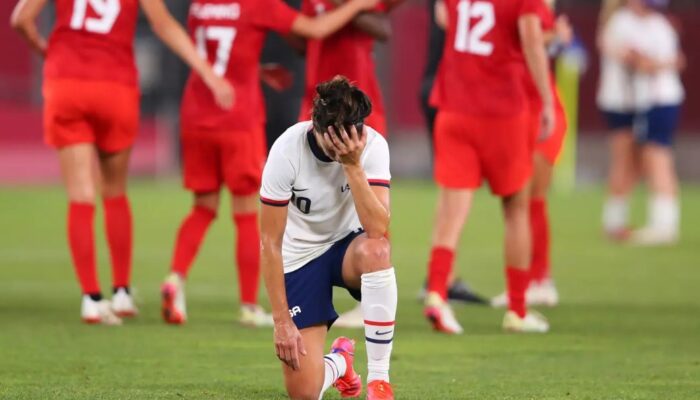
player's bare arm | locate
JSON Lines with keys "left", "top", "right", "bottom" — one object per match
{"left": 322, "top": 126, "right": 390, "bottom": 238}
{"left": 519, "top": 14, "right": 555, "bottom": 140}
{"left": 291, "top": 0, "right": 381, "bottom": 39}
{"left": 329, "top": 0, "right": 391, "bottom": 41}
{"left": 10, "top": 0, "right": 49, "bottom": 56}
{"left": 260, "top": 204, "right": 307, "bottom": 371}
{"left": 434, "top": 0, "right": 448, "bottom": 30}
{"left": 139, "top": 0, "right": 234, "bottom": 110}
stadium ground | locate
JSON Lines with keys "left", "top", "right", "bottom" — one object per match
{"left": 1, "top": 181, "right": 698, "bottom": 399}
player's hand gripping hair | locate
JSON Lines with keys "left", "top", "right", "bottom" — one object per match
{"left": 10, "top": 0, "right": 233, "bottom": 110}
{"left": 139, "top": 0, "right": 233, "bottom": 110}
{"left": 260, "top": 204, "right": 307, "bottom": 371}
{"left": 322, "top": 126, "right": 390, "bottom": 239}
{"left": 519, "top": 14, "right": 555, "bottom": 141}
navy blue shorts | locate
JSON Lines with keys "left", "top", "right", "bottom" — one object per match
{"left": 640, "top": 105, "right": 681, "bottom": 147}
{"left": 284, "top": 230, "right": 363, "bottom": 330}
{"left": 601, "top": 110, "right": 637, "bottom": 130}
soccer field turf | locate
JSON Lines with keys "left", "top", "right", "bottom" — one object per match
{"left": 0, "top": 181, "right": 698, "bottom": 399}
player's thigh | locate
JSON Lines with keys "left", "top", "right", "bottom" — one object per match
{"left": 481, "top": 113, "right": 533, "bottom": 197}
{"left": 341, "top": 233, "right": 391, "bottom": 289}
{"left": 43, "top": 79, "right": 95, "bottom": 149}
{"left": 433, "top": 111, "right": 482, "bottom": 190}
{"left": 222, "top": 129, "right": 265, "bottom": 197}
{"left": 181, "top": 133, "right": 222, "bottom": 193}
{"left": 58, "top": 143, "right": 99, "bottom": 203}
{"left": 93, "top": 81, "right": 140, "bottom": 153}
{"left": 282, "top": 324, "right": 327, "bottom": 400}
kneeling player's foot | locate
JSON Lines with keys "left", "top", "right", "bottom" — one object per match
{"left": 366, "top": 380, "right": 393, "bottom": 400}
{"left": 334, "top": 304, "right": 364, "bottom": 329}
{"left": 161, "top": 273, "right": 186, "bottom": 325}
{"left": 502, "top": 310, "right": 549, "bottom": 333}
{"left": 629, "top": 226, "right": 678, "bottom": 247}
{"left": 81, "top": 296, "right": 122, "bottom": 326}
{"left": 528, "top": 279, "right": 559, "bottom": 307}
{"left": 240, "top": 304, "right": 274, "bottom": 327}
{"left": 424, "top": 292, "right": 464, "bottom": 334}
{"left": 111, "top": 287, "right": 138, "bottom": 317}
{"left": 331, "top": 337, "right": 362, "bottom": 398}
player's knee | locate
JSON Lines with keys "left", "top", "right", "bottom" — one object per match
{"left": 68, "top": 186, "right": 96, "bottom": 204}
{"left": 355, "top": 237, "right": 391, "bottom": 272}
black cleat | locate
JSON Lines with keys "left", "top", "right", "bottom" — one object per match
{"left": 417, "top": 278, "right": 489, "bottom": 306}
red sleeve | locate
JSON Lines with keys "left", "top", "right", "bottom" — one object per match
{"left": 255, "top": 0, "right": 300, "bottom": 34}
{"left": 301, "top": 0, "right": 315, "bottom": 16}
{"left": 537, "top": 1, "right": 555, "bottom": 30}
{"left": 518, "top": 0, "right": 541, "bottom": 16}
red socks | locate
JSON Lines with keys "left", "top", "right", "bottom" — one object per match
{"left": 506, "top": 267, "right": 530, "bottom": 318}
{"left": 427, "top": 247, "right": 454, "bottom": 300}
{"left": 68, "top": 202, "right": 100, "bottom": 295}
{"left": 529, "top": 198, "right": 550, "bottom": 283}
{"left": 104, "top": 195, "right": 132, "bottom": 289}
{"left": 234, "top": 213, "right": 260, "bottom": 305}
{"left": 171, "top": 206, "right": 217, "bottom": 278}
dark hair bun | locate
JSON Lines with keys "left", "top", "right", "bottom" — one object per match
{"left": 312, "top": 76, "right": 372, "bottom": 136}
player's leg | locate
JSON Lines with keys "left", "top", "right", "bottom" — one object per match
{"left": 225, "top": 130, "right": 272, "bottom": 326}
{"left": 98, "top": 148, "right": 137, "bottom": 317}
{"left": 163, "top": 133, "right": 221, "bottom": 324}
{"left": 631, "top": 106, "right": 681, "bottom": 245}
{"left": 424, "top": 111, "right": 481, "bottom": 334}
{"left": 341, "top": 235, "right": 397, "bottom": 398}
{"left": 603, "top": 125, "right": 638, "bottom": 240}
{"left": 282, "top": 324, "right": 360, "bottom": 400}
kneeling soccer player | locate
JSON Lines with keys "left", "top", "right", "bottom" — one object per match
{"left": 260, "top": 76, "right": 397, "bottom": 400}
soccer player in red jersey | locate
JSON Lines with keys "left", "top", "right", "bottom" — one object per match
{"left": 297, "top": 0, "right": 400, "bottom": 135}
{"left": 160, "top": 0, "right": 383, "bottom": 326}
{"left": 492, "top": 0, "right": 573, "bottom": 309}
{"left": 11, "top": 0, "right": 232, "bottom": 325}
{"left": 423, "top": 0, "right": 554, "bottom": 334}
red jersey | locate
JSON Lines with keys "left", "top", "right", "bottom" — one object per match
{"left": 180, "top": 0, "right": 299, "bottom": 134}
{"left": 430, "top": 0, "right": 540, "bottom": 117}
{"left": 44, "top": 0, "right": 139, "bottom": 86}
{"left": 300, "top": 0, "right": 386, "bottom": 125}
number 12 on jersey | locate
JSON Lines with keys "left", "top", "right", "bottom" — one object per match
{"left": 196, "top": 26, "right": 237, "bottom": 77}
{"left": 454, "top": 0, "right": 495, "bottom": 56}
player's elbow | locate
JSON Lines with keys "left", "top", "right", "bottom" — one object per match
{"left": 364, "top": 217, "right": 390, "bottom": 239}
{"left": 373, "top": 23, "right": 392, "bottom": 42}
{"left": 10, "top": 11, "right": 29, "bottom": 32}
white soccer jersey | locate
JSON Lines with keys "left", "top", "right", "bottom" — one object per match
{"left": 260, "top": 121, "right": 391, "bottom": 274}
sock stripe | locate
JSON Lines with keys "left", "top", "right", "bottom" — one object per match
{"left": 364, "top": 320, "right": 395, "bottom": 327}
{"left": 323, "top": 356, "right": 339, "bottom": 381}
{"left": 366, "top": 337, "right": 393, "bottom": 344}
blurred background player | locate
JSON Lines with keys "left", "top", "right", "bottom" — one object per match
{"left": 160, "top": 0, "right": 385, "bottom": 326}
{"left": 492, "top": 0, "right": 573, "bottom": 308}
{"left": 10, "top": 0, "right": 232, "bottom": 325}
{"left": 260, "top": 77, "right": 396, "bottom": 400}
{"left": 598, "top": 0, "right": 685, "bottom": 244}
{"left": 424, "top": 0, "right": 554, "bottom": 334}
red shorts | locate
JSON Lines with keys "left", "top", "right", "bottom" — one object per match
{"left": 181, "top": 129, "right": 266, "bottom": 195}
{"left": 43, "top": 79, "right": 139, "bottom": 152}
{"left": 531, "top": 90, "right": 568, "bottom": 165}
{"left": 433, "top": 111, "right": 533, "bottom": 196}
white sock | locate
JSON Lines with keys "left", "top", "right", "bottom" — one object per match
{"left": 603, "top": 196, "right": 629, "bottom": 232}
{"left": 320, "top": 353, "right": 346, "bottom": 399}
{"left": 649, "top": 194, "right": 679, "bottom": 233}
{"left": 361, "top": 268, "right": 397, "bottom": 383}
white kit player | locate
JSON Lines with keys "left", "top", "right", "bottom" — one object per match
{"left": 259, "top": 76, "right": 397, "bottom": 400}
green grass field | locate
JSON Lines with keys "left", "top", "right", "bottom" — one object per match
{"left": 1, "top": 181, "right": 698, "bottom": 399}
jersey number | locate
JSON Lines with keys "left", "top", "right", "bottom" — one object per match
{"left": 70, "top": 0, "right": 121, "bottom": 34}
{"left": 454, "top": 0, "right": 495, "bottom": 56}
{"left": 195, "top": 26, "right": 237, "bottom": 77}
